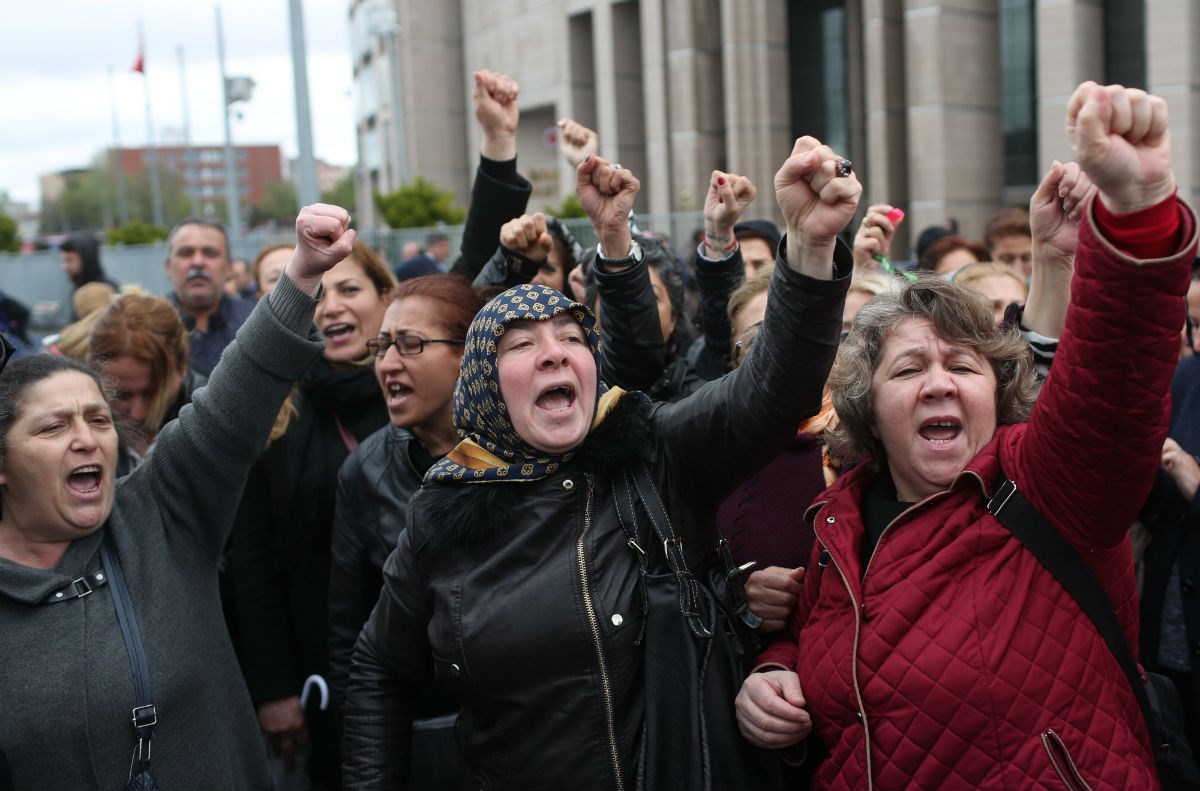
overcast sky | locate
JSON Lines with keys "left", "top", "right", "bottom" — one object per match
{"left": 0, "top": 0, "right": 357, "bottom": 207}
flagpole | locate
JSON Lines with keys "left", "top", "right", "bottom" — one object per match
{"left": 107, "top": 66, "right": 130, "bottom": 226}
{"left": 177, "top": 45, "right": 199, "bottom": 216}
{"left": 216, "top": 6, "right": 242, "bottom": 257}
{"left": 288, "top": 0, "right": 318, "bottom": 207}
{"left": 137, "top": 20, "right": 166, "bottom": 228}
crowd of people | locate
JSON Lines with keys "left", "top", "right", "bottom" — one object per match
{"left": 0, "top": 73, "right": 1196, "bottom": 791}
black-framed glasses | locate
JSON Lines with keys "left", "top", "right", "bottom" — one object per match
{"left": 366, "top": 335, "right": 465, "bottom": 358}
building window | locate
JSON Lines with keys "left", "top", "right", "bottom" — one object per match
{"left": 1104, "top": 0, "right": 1145, "bottom": 88}
{"left": 788, "top": 1, "right": 848, "bottom": 156}
{"left": 1000, "top": 0, "right": 1036, "bottom": 187}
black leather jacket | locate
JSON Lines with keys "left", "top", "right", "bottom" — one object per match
{"left": 327, "top": 424, "right": 428, "bottom": 712}
{"left": 342, "top": 243, "right": 851, "bottom": 790}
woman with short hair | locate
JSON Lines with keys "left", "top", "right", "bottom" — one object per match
{"left": 737, "top": 81, "right": 1196, "bottom": 791}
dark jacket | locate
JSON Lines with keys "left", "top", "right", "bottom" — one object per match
{"left": 342, "top": 243, "right": 851, "bottom": 789}
{"left": 61, "top": 231, "right": 119, "bottom": 292}
{"left": 690, "top": 242, "right": 747, "bottom": 377}
{"left": 232, "top": 360, "right": 388, "bottom": 783}
{"left": 595, "top": 249, "right": 705, "bottom": 403}
{"left": 174, "top": 292, "right": 256, "bottom": 376}
{"left": 1141, "top": 353, "right": 1200, "bottom": 715}
{"left": 234, "top": 361, "right": 388, "bottom": 705}
{"left": 0, "top": 275, "right": 322, "bottom": 789}
{"left": 449, "top": 156, "right": 533, "bottom": 280}
{"left": 327, "top": 424, "right": 428, "bottom": 712}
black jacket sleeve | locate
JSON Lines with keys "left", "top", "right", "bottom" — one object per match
{"left": 692, "top": 244, "right": 745, "bottom": 374}
{"left": 593, "top": 256, "right": 668, "bottom": 391}
{"left": 327, "top": 449, "right": 372, "bottom": 713}
{"left": 654, "top": 238, "right": 852, "bottom": 513}
{"left": 449, "top": 156, "right": 533, "bottom": 280}
{"left": 341, "top": 517, "right": 431, "bottom": 789}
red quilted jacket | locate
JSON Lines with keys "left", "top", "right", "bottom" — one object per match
{"left": 758, "top": 198, "right": 1199, "bottom": 791}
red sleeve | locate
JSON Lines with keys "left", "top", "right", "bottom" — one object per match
{"left": 1093, "top": 191, "right": 1183, "bottom": 260}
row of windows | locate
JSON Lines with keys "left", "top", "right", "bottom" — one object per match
{"left": 788, "top": 0, "right": 1146, "bottom": 190}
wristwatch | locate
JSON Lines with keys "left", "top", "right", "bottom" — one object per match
{"left": 596, "top": 239, "right": 644, "bottom": 268}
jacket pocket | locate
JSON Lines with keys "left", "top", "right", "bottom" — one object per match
{"left": 1041, "top": 729, "right": 1093, "bottom": 791}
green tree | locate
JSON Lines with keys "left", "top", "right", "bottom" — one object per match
{"left": 321, "top": 171, "right": 355, "bottom": 213}
{"left": 543, "top": 194, "right": 586, "bottom": 219}
{"left": 0, "top": 212, "right": 20, "bottom": 253}
{"left": 375, "top": 177, "right": 465, "bottom": 229}
{"left": 250, "top": 180, "right": 299, "bottom": 228}
{"left": 55, "top": 172, "right": 107, "bottom": 232}
{"left": 125, "top": 165, "right": 191, "bottom": 226}
{"left": 107, "top": 220, "right": 167, "bottom": 246}
{"left": 40, "top": 154, "right": 190, "bottom": 234}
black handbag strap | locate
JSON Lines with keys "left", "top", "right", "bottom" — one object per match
{"left": 986, "top": 478, "right": 1156, "bottom": 737}
{"left": 615, "top": 463, "right": 760, "bottom": 637}
{"left": 99, "top": 534, "right": 157, "bottom": 777}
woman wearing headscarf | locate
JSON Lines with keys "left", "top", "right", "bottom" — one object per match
{"left": 342, "top": 139, "right": 859, "bottom": 788}
{"left": 736, "top": 82, "right": 1196, "bottom": 790}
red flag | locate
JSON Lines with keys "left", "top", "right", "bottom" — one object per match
{"left": 131, "top": 39, "right": 144, "bottom": 74}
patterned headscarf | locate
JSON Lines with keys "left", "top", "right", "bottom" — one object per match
{"left": 426, "top": 283, "right": 620, "bottom": 484}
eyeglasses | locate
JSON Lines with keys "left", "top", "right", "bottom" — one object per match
{"left": 734, "top": 322, "right": 763, "bottom": 362}
{"left": 366, "top": 335, "right": 465, "bottom": 358}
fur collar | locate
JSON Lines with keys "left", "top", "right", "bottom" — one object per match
{"left": 417, "top": 392, "right": 657, "bottom": 554}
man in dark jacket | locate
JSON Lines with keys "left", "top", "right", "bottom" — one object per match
{"left": 165, "top": 218, "right": 255, "bottom": 375}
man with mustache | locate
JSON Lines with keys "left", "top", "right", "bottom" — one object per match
{"left": 165, "top": 218, "right": 256, "bottom": 376}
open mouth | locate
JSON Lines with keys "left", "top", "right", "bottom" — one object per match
{"left": 536, "top": 384, "right": 576, "bottom": 412}
{"left": 919, "top": 420, "right": 961, "bottom": 445}
{"left": 324, "top": 323, "right": 355, "bottom": 342}
{"left": 67, "top": 465, "right": 103, "bottom": 494}
{"left": 386, "top": 381, "right": 414, "bottom": 403}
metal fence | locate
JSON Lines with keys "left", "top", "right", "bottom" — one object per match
{"left": 0, "top": 211, "right": 705, "bottom": 334}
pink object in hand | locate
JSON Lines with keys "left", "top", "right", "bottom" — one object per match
{"left": 886, "top": 208, "right": 905, "bottom": 224}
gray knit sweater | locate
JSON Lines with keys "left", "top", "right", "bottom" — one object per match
{"left": 0, "top": 275, "right": 323, "bottom": 789}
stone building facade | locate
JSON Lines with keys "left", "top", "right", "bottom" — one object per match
{"left": 349, "top": 0, "right": 1198, "bottom": 254}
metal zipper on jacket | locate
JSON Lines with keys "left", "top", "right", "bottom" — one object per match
{"left": 821, "top": 488, "right": 956, "bottom": 790}
{"left": 577, "top": 475, "right": 625, "bottom": 791}
{"left": 861, "top": 489, "right": 953, "bottom": 581}
{"left": 819, "top": 536, "right": 875, "bottom": 791}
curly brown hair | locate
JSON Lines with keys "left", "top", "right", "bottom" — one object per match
{"left": 825, "top": 275, "right": 1039, "bottom": 472}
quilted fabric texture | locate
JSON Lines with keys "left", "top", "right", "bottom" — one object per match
{"left": 759, "top": 198, "right": 1199, "bottom": 790}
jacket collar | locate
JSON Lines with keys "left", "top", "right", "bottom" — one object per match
{"left": 805, "top": 422, "right": 1026, "bottom": 524}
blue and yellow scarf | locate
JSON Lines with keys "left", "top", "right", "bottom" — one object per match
{"left": 426, "top": 283, "right": 623, "bottom": 484}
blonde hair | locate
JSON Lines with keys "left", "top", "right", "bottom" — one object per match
{"left": 847, "top": 270, "right": 900, "bottom": 302}
{"left": 952, "top": 261, "right": 1029, "bottom": 299}
{"left": 72, "top": 282, "right": 116, "bottom": 318}
{"left": 87, "top": 289, "right": 188, "bottom": 435}
{"left": 55, "top": 283, "right": 141, "bottom": 360}
{"left": 726, "top": 265, "right": 775, "bottom": 359}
